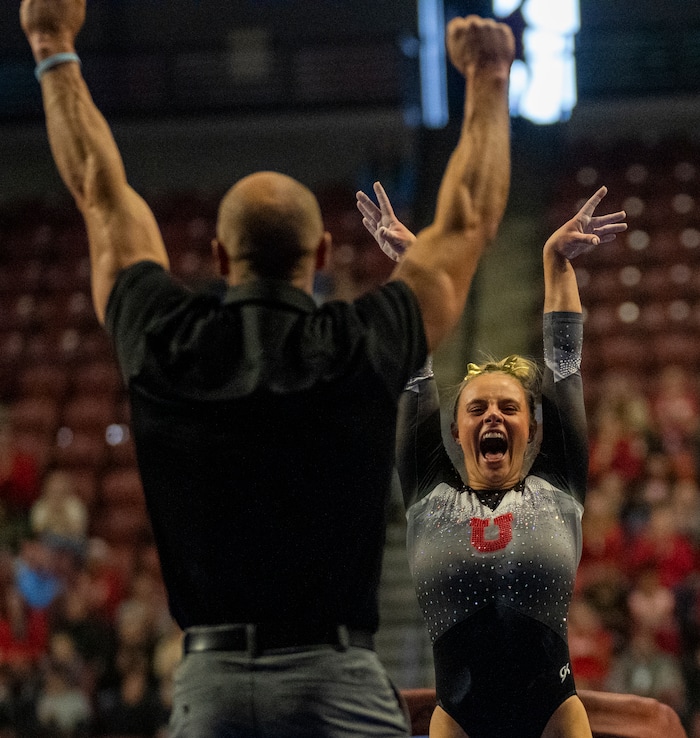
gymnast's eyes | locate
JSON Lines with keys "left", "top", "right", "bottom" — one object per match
{"left": 466, "top": 402, "right": 487, "bottom": 415}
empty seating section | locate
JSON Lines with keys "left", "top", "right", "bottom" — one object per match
{"left": 551, "top": 135, "right": 700, "bottom": 403}
{"left": 0, "top": 195, "right": 219, "bottom": 549}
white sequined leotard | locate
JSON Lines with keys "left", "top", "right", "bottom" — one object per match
{"left": 395, "top": 312, "right": 587, "bottom": 738}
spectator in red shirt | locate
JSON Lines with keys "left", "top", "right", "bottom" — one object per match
{"left": 626, "top": 502, "right": 696, "bottom": 589}
{"left": 651, "top": 365, "right": 700, "bottom": 459}
{"left": 0, "top": 579, "right": 49, "bottom": 672}
{"left": 568, "top": 595, "right": 615, "bottom": 691}
{"left": 578, "top": 472, "right": 629, "bottom": 592}
{"left": 0, "top": 405, "right": 40, "bottom": 550}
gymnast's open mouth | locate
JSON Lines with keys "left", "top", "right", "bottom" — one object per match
{"left": 480, "top": 431, "right": 507, "bottom": 461}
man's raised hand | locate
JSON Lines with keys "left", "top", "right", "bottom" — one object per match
{"left": 446, "top": 15, "right": 515, "bottom": 79}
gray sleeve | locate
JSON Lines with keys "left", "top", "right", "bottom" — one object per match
{"left": 396, "top": 362, "right": 463, "bottom": 509}
{"left": 530, "top": 312, "right": 588, "bottom": 504}
{"left": 543, "top": 310, "right": 583, "bottom": 382}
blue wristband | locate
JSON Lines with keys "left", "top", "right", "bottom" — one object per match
{"left": 34, "top": 52, "right": 81, "bottom": 82}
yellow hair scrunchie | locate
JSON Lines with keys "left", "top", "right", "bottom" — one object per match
{"left": 463, "top": 355, "right": 527, "bottom": 382}
{"left": 464, "top": 362, "right": 483, "bottom": 379}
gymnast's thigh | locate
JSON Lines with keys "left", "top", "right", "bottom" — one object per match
{"left": 429, "top": 705, "right": 469, "bottom": 738}
{"left": 541, "top": 695, "right": 592, "bottom": 738}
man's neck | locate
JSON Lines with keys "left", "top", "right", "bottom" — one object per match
{"left": 226, "top": 263, "right": 315, "bottom": 295}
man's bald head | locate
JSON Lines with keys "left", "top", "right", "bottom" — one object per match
{"left": 216, "top": 172, "right": 326, "bottom": 283}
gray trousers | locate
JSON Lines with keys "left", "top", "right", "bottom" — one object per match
{"left": 169, "top": 645, "right": 411, "bottom": 738}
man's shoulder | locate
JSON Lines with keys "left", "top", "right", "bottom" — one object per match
{"left": 114, "top": 259, "right": 170, "bottom": 290}
{"left": 356, "top": 278, "right": 417, "bottom": 304}
{"left": 106, "top": 260, "right": 176, "bottom": 321}
{"left": 327, "top": 279, "right": 421, "bottom": 319}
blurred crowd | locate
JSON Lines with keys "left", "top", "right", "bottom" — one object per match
{"left": 0, "top": 407, "right": 178, "bottom": 737}
{"left": 570, "top": 364, "right": 700, "bottom": 737}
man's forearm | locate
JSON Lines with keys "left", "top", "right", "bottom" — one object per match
{"left": 21, "top": 0, "right": 169, "bottom": 324}
{"left": 433, "top": 65, "right": 511, "bottom": 242}
{"left": 21, "top": 1, "right": 123, "bottom": 213}
{"left": 39, "top": 65, "right": 127, "bottom": 213}
{"left": 391, "top": 16, "right": 514, "bottom": 351}
{"left": 410, "top": 61, "right": 512, "bottom": 323}
{"left": 431, "top": 15, "right": 514, "bottom": 243}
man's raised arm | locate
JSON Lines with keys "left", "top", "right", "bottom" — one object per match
{"left": 20, "top": 0, "right": 169, "bottom": 325}
{"left": 392, "top": 15, "right": 514, "bottom": 352}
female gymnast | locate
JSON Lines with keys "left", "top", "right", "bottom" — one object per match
{"left": 357, "top": 184, "right": 627, "bottom": 738}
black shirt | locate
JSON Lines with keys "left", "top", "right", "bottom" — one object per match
{"left": 105, "top": 261, "right": 427, "bottom": 631}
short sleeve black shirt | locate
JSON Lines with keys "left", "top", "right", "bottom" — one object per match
{"left": 105, "top": 261, "right": 427, "bottom": 631}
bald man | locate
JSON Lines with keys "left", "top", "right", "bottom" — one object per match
{"left": 20, "top": 1, "right": 514, "bottom": 736}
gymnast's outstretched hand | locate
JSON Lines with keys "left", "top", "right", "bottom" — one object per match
{"left": 543, "top": 186, "right": 627, "bottom": 313}
{"left": 356, "top": 182, "right": 416, "bottom": 262}
{"left": 546, "top": 185, "right": 627, "bottom": 261}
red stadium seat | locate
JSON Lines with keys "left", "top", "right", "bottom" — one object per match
{"left": 11, "top": 397, "right": 61, "bottom": 436}
{"left": 100, "top": 467, "right": 144, "bottom": 507}
{"left": 90, "top": 504, "right": 152, "bottom": 546}
{"left": 52, "top": 427, "right": 107, "bottom": 469}
{"left": 71, "top": 360, "right": 124, "bottom": 398}
{"left": 62, "top": 394, "right": 118, "bottom": 433}
{"left": 17, "top": 363, "right": 69, "bottom": 401}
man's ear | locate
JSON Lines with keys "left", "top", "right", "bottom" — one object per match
{"left": 212, "top": 238, "right": 230, "bottom": 278}
{"left": 315, "top": 231, "right": 331, "bottom": 272}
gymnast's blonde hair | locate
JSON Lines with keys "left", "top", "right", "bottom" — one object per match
{"left": 453, "top": 354, "right": 541, "bottom": 424}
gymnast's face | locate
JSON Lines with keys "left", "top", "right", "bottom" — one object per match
{"left": 452, "top": 372, "right": 532, "bottom": 491}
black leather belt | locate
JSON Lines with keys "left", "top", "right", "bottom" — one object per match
{"left": 183, "top": 623, "right": 374, "bottom": 656}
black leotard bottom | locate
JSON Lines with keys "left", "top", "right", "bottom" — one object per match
{"left": 433, "top": 603, "right": 576, "bottom": 738}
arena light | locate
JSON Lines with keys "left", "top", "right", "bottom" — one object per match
{"left": 417, "top": 0, "right": 449, "bottom": 128}
{"left": 493, "top": 0, "right": 579, "bottom": 124}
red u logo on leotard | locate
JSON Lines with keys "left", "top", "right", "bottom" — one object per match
{"left": 470, "top": 513, "right": 513, "bottom": 552}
